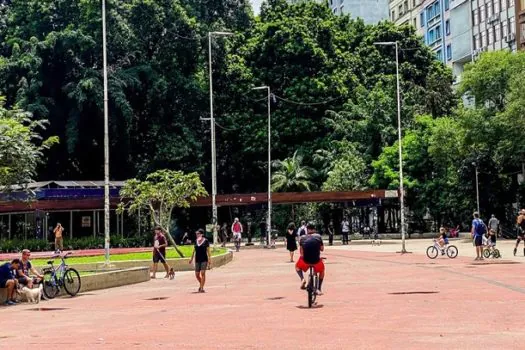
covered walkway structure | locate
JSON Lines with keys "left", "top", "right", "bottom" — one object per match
{"left": 0, "top": 182, "right": 401, "bottom": 241}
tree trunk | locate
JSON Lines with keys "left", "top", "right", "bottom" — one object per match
{"left": 164, "top": 230, "right": 184, "bottom": 258}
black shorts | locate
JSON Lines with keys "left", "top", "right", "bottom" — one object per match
{"left": 0, "top": 279, "right": 12, "bottom": 288}
{"left": 474, "top": 236, "right": 483, "bottom": 247}
{"left": 153, "top": 252, "right": 166, "bottom": 263}
{"left": 195, "top": 261, "right": 208, "bottom": 272}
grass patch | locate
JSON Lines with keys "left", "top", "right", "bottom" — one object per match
{"left": 28, "top": 247, "right": 227, "bottom": 267}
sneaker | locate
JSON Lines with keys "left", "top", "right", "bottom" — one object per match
{"left": 10, "top": 299, "right": 19, "bottom": 304}
{"left": 300, "top": 280, "right": 307, "bottom": 290}
{"left": 5, "top": 300, "right": 15, "bottom": 306}
{"left": 514, "top": 248, "right": 517, "bottom": 256}
{"left": 316, "top": 290, "right": 324, "bottom": 296}
{"left": 474, "top": 257, "right": 479, "bottom": 261}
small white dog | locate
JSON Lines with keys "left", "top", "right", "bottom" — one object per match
{"left": 371, "top": 239, "right": 382, "bottom": 246}
{"left": 17, "top": 284, "right": 43, "bottom": 304}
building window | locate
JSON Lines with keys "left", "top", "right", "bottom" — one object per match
{"left": 413, "top": 18, "right": 417, "bottom": 27}
{"left": 420, "top": 12, "right": 425, "bottom": 26}
{"left": 446, "top": 20, "right": 450, "bottom": 35}
{"left": 494, "top": 0, "right": 500, "bottom": 14}
{"left": 444, "top": 0, "right": 450, "bottom": 10}
{"left": 480, "top": 4, "right": 486, "bottom": 22}
{"left": 510, "top": 17, "right": 516, "bottom": 34}
{"left": 488, "top": 26, "right": 494, "bottom": 44}
{"left": 473, "top": 9, "right": 479, "bottom": 26}
{"left": 473, "top": 35, "right": 478, "bottom": 50}
{"left": 412, "top": 0, "right": 416, "bottom": 8}
{"left": 436, "top": 25, "right": 442, "bottom": 40}
{"left": 487, "top": 1, "right": 493, "bottom": 17}
{"left": 481, "top": 30, "right": 487, "bottom": 47}
{"left": 446, "top": 44, "right": 452, "bottom": 60}
{"left": 502, "top": 19, "right": 508, "bottom": 36}
{"left": 502, "top": 0, "right": 507, "bottom": 10}
{"left": 392, "top": 10, "right": 395, "bottom": 20}
{"left": 404, "top": 0, "right": 408, "bottom": 12}
{"left": 436, "top": 49, "right": 443, "bottom": 61}
{"left": 398, "top": 4, "right": 403, "bottom": 15}
{"left": 495, "top": 23, "right": 501, "bottom": 41}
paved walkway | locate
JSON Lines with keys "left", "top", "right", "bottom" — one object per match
{"left": 2, "top": 242, "right": 525, "bottom": 349}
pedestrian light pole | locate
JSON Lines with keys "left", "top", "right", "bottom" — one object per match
{"left": 208, "top": 31, "right": 233, "bottom": 246}
{"left": 473, "top": 162, "right": 480, "bottom": 214}
{"left": 252, "top": 86, "right": 272, "bottom": 247}
{"left": 102, "top": 0, "right": 111, "bottom": 265}
{"left": 374, "top": 41, "right": 408, "bottom": 254}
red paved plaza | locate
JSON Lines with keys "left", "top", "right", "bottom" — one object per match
{"left": 2, "top": 245, "right": 525, "bottom": 349}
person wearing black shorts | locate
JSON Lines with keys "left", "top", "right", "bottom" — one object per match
{"left": 471, "top": 212, "right": 486, "bottom": 261}
{"left": 151, "top": 227, "right": 170, "bottom": 279}
{"left": 514, "top": 209, "right": 525, "bottom": 256}
{"left": 189, "top": 229, "right": 211, "bottom": 293}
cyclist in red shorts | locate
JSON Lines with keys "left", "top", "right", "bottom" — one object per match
{"left": 295, "top": 223, "right": 325, "bottom": 295}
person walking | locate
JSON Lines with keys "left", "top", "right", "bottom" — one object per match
{"left": 53, "top": 223, "right": 64, "bottom": 253}
{"left": 189, "top": 229, "right": 211, "bottom": 293}
{"left": 286, "top": 223, "right": 298, "bottom": 262}
{"left": 231, "top": 218, "right": 243, "bottom": 252}
{"left": 328, "top": 220, "right": 334, "bottom": 246}
{"left": 514, "top": 209, "right": 525, "bottom": 256}
{"left": 220, "top": 223, "right": 228, "bottom": 247}
{"left": 151, "top": 227, "right": 170, "bottom": 279}
{"left": 488, "top": 214, "right": 500, "bottom": 238}
{"left": 341, "top": 217, "right": 350, "bottom": 245}
{"left": 471, "top": 212, "right": 487, "bottom": 261}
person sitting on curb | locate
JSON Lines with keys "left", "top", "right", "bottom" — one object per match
{"left": 17, "top": 249, "right": 43, "bottom": 289}
{"left": 0, "top": 259, "right": 21, "bottom": 306}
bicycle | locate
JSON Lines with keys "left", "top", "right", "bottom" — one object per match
{"left": 306, "top": 257, "right": 325, "bottom": 308}
{"left": 426, "top": 239, "right": 458, "bottom": 259}
{"left": 42, "top": 252, "right": 81, "bottom": 299}
{"left": 483, "top": 245, "right": 501, "bottom": 259}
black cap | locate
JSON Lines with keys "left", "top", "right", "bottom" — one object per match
{"left": 196, "top": 228, "right": 205, "bottom": 235}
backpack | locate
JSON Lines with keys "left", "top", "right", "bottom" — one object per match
{"left": 474, "top": 219, "right": 486, "bottom": 236}
{"left": 298, "top": 227, "right": 306, "bottom": 236}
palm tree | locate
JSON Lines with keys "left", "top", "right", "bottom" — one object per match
{"left": 272, "top": 151, "right": 315, "bottom": 220}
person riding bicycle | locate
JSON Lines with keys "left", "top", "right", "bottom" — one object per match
{"left": 295, "top": 223, "right": 325, "bottom": 295}
{"left": 437, "top": 227, "right": 448, "bottom": 255}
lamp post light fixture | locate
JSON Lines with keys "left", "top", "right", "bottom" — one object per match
{"left": 374, "top": 41, "right": 408, "bottom": 254}
{"left": 102, "top": 0, "right": 111, "bottom": 265}
{"left": 472, "top": 162, "right": 480, "bottom": 214}
{"left": 208, "top": 31, "right": 234, "bottom": 246}
{"left": 252, "top": 86, "right": 272, "bottom": 247}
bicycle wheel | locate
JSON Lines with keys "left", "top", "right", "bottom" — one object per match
{"left": 42, "top": 271, "right": 59, "bottom": 299}
{"left": 63, "top": 268, "right": 81, "bottom": 296}
{"left": 447, "top": 245, "right": 458, "bottom": 259}
{"left": 483, "top": 249, "right": 491, "bottom": 259}
{"left": 426, "top": 246, "right": 438, "bottom": 259}
{"left": 494, "top": 249, "right": 501, "bottom": 258}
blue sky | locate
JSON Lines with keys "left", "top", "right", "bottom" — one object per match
{"left": 250, "top": 0, "right": 263, "bottom": 14}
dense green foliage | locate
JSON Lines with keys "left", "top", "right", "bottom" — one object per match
{"left": 1, "top": 0, "right": 522, "bottom": 227}
{"left": 0, "top": 97, "right": 58, "bottom": 190}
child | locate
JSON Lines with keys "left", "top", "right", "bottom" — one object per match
{"left": 438, "top": 227, "right": 448, "bottom": 255}
{"left": 488, "top": 228, "right": 497, "bottom": 248}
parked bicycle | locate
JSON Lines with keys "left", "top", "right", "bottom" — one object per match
{"left": 426, "top": 239, "right": 458, "bottom": 259}
{"left": 42, "top": 252, "right": 81, "bottom": 299}
{"left": 306, "top": 257, "right": 326, "bottom": 308}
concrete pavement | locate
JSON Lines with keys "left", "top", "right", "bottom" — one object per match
{"left": 2, "top": 242, "right": 525, "bottom": 349}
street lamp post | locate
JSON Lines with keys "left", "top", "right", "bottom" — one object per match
{"left": 208, "top": 31, "right": 234, "bottom": 246}
{"left": 252, "top": 86, "right": 272, "bottom": 247}
{"left": 473, "top": 162, "right": 480, "bottom": 214}
{"left": 374, "top": 41, "right": 408, "bottom": 254}
{"left": 102, "top": 0, "right": 110, "bottom": 265}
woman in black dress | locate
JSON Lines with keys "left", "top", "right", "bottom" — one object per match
{"left": 286, "top": 223, "right": 298, "bottom": 262}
